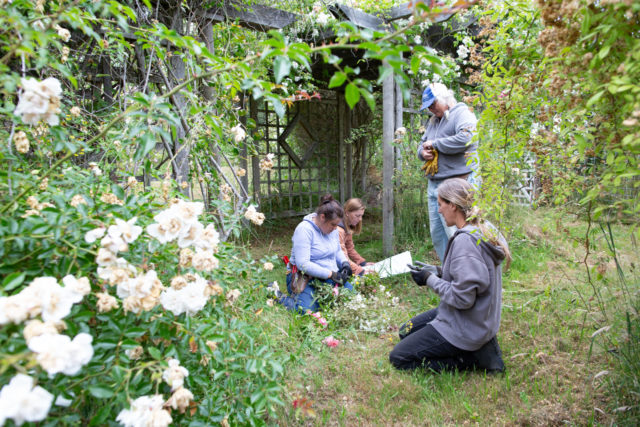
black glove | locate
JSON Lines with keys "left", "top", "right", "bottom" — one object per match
{"left": 407, "top": 261, "right": 440, "bottom": 287}
{"left": 415, "top": 261, "right": 441, "bottom": 277}
{"left": 330, "top": 271, "right": 342, "bottom": 284}
{"left": 339, "top": 261, "right": 352, "bottom": 279}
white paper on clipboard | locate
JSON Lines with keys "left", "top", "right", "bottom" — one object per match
{"left": 367, "top": 251, "right": 413, "bottom": 278}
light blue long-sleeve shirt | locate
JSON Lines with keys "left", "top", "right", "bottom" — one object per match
{"left": 289, "top": 213, "right": 347, "bottom": 279}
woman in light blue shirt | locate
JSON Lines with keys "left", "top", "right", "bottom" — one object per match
{"left": 279, "top": 194, "right": 353, "bottom": 312}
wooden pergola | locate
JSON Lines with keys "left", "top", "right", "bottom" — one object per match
{"left": 209, "top": 1, "right": 470, "bottom": 255}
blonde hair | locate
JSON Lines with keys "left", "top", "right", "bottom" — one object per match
{"left": 437, "top": 178, "right": 511, "bottom": 269}
{"left": 343, "top": 198, "right": 365, "bottom": 235}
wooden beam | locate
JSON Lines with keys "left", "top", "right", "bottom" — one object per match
{"left": 387, "top": 1, "right": 456, "bottom": 23}
{"left": 250, "top": 97, "right": 261, "bottom": 204}
{"left": 328, "top": 3, "right": 388, "bottom": 32}
{"left": 276, "top": 112, "right": 304, "bottom": 168}
{"left": 206, "top": 0, "right": 299, "bottom": 32}
{"left": 338, "top": 93, "right": 345, "bottom": 203}
{"left": 382, "top": 62, "right": 395, "bottom": 257}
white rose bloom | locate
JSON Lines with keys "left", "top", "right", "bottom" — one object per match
{"left": 146, "top": 209, "right": 184, "bottom": 243}
{"left": 101, "top": 232, "right": 128, "bottom": 253}
{"left": 27, "top": 277, "right": 74, "bottom": 322}
{"left": 108, "top": 217, "right": 143, "bottom": 244}
{"left": 177, "top": 221, "right": 204, "bottom": 248}
{"left": 62, "top": 275, "right": 91, "bottom": 303}
{"left": 165, "top": 387, "right": 194, "bottom": 413}
{"left": 230, "top": 124, "right": 246, "bottom": 143}
{"left": 96, "top": 248, "right": 117, "bottom": 266}
{"left": 55, "top": 25, "right": 71, "bottom": 42}
{"left": 191, "top": 249, "right": 218, "bottom": 272}
{"left": 84, "top": 227, "right": 106, "bottom": 243}
{"left": 116, "top": 395, "right": 172, "bottom": 427}
{"left": 162, "top": 359, "right": 189, "bottom": 391}
{"left": 14, "top": 77, "right": 62, "bottom": 126}
{"left": 117, "top": 270, "right": 161, "bottom": 300}
{"left": 171, "top": 200, "right": 204, "bottom": 224}
{"left": 0, "top": 374, "right": 53, "bottom": 425}
{"left": 317, "top": 11, "right": 330, "bottom": 25}
{"left": 28, "top": 332, "right": 94, "bottom": 376}
{"left": 160, "top": 275, "right": 208, "bottom": 316}
{"left": 194, "top": 223, "right": 220, "bottom": 251}
{"left": 97, "top": 257, "right": 135, "bottom": 284}
{"left": 243, "top": 205, "right": 265, "bottom": 226}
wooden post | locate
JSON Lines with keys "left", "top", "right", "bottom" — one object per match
{"left": 345, "top": 104, "right": 353, "bottom": 200}
{"left": 382, "top": 63, "right": 395, "bottom": 256}
{"left": 250, "top": 97, "right": 260, "bottom": 204}
{"left": 338, "top": 93, "right": 345, "bottom": 203}
{"left": 395, "top": 81, "right": 403, "bottom": 175}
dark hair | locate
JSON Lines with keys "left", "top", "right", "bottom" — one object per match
{"left": 316, "top": 194, "right": 343, "bottom": 221}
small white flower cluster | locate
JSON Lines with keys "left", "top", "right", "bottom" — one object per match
{"left": 14, "top": 77, "right": 62, "bottom": 126}
{"left": 0, "top": 275, "right": 90, "bottom": 325}
{"left": 259, "top": 153, "right": 275, "bottom": 171}
{"left": 28, "top": 331, "right": 94, "bottom": 376}
{"left": 335, "top": 285, "right": 399, "bottom": 334}
{"left": 0, "top": 275, "right": 93, "bottom": 423}
{"left": 13, "top": 131, "right": 30, "bottom": 154}
{"left": 85, "top": 218, "right": 163, "bottom": 314}
{"left": 0, "top": 374, "right": 54, "bottom": 426}
{"left": 117, "top": 359, "right": 195, "bottom": 424}
{"left": 116, "top": 395, "right": 172, "bottom": 427}
{"left": 230, "top": 124, "right": 246, "bottom": 143}
{"left": 160, "top": 273, "right": 209, "bottom": 316}
{"left": 243, "top": 205, "right": 265, "bottom": 226}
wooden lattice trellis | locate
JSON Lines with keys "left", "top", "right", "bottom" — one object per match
{"left": 249, "top": 90, "right": 356, "bottom": 218}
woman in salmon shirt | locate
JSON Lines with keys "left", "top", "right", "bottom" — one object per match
{"left": 337, "top": 198, "right": 375, "bottom": 276}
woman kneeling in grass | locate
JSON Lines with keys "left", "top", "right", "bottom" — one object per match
{"left": 278, "top": 194, "right": 353, "bottom": 312}
{"left": 390, "top": 178, "right": 511, "bottom": 373}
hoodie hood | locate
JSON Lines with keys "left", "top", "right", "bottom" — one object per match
{"left": 456, "top": 225, "right": 506, "bottom": 266}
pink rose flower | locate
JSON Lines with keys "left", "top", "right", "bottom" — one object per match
{"left": 322, "top": 336, "right": 340, "bottom": 348}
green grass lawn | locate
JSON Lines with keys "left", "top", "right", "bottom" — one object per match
{"left": 235, "top": 207, "right": 638, "bottom": 426}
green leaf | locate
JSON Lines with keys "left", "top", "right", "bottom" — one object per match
{"left": 88, "top": 385, "right": 114, "bottom": 399}
{"left": 345, "top": 83, "right": 360, "bottom": 109}
{"left": 328, "top": 72, "right": 347, "bottom": 89}
{"left": 148, "top": 346, "right": 162, "bottom": 360}
{"left": 3, "top": 271, "right": 26, "bottom": 292}
{"left": 273, "top": 56, "right": 291, "bottom": 84}
{"left": 111, "top": 184, "right": 125, "bottom": 201}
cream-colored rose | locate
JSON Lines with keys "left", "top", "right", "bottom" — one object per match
{"left": 170, "top": 276, "right": 188, "bottom": 290}
{"left": 23, "top": 320, "right": 60, "bottom": 344}
{"left": 122, "top": 296, "right": 141, "bottom": 313}
{"left": 263, "top": 262, "right": 274, "bottom": 271}
{"left": 13, "top": 131, "right": 30, "bottom": 154}
{"left": 179, "top": 248, "right": 193, "bottom": 267}
{"left": 206, "top": 340, "right": 218, "bottom": 352}
{"left": 96, "top": 292, "right": 118, "bottom": 313}
{"left": 166, "top": 387, "right": 194, "bottom": 413}
{"left": 125, "top": 345, "right": 143, "bottom": 360}
{"left": 204, "top": 282, "right": 223, "bottom": 297}
{"left": 70, "top": 194, "right": 86, "bottom": 207}
{"left": 39, "top": 177, "right": 48, "bottom": 191}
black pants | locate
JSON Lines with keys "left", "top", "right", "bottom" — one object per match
{"left": 389, "top": 308, "right": 505, "bottom": 373}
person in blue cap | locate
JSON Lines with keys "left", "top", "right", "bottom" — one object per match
{"left": 417, "top": 82, "right": 478, "bottom": 262}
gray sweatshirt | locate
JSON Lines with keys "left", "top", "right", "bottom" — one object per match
{"left": 289, "top": 213, "right": 348, "bottom": 279}
{"left": 416, "top": 102, "right": 478, "bottom": 180}
{"left": 426, "top": 225, "right": 506, "bottom": 351}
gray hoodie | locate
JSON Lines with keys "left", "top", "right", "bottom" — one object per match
{"left": 416, "top": 102, "right": 478, "bottom": 180}
{"left": 425, "top": 225, "right": 506, "bottom": 351}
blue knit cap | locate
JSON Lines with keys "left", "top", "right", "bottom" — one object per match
{"left": 419, "top": 86, "right": 436, "bottom": 112}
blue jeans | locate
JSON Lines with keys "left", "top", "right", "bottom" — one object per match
{"left": 427, "top": 171, "right": 479, "bottom": 262}
{"left": 279, "top": 272, "right": 353, "bottom": 313}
